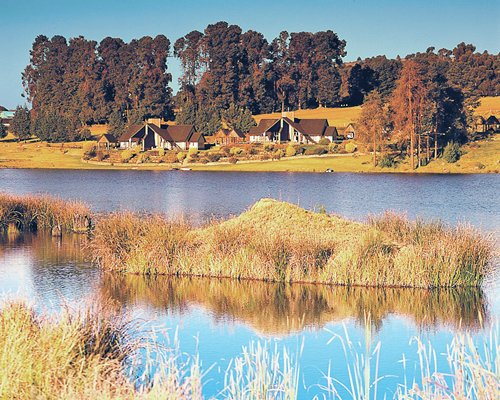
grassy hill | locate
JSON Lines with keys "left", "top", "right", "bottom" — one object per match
{"left": 254, "top": 106, "right": 362, "bottom": 128}
{"left": 475, "top": 96, "right": 500, "bottom": 118}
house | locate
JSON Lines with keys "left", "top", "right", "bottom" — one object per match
{"left": 0, "top": 110, "right": 15, "bottom": 128}
{"left": 97, "top": 134, "right": 117, "bottom": 150}
{"left": 212, "top": 128, "right": 246, "bottom": 146}
{"left": 344, "top": 123, "right": 356, "bottom": 139}
{"left": 485, "top": 115, "right": 500, "bottom": 132}
{"left": 248, "top": 112, "right": 339, "bottom": 144}
{"left": 118, "top": 122, "right": 205, "bottom": 151}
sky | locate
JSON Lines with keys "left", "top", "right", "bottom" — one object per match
{"left": 0, "top": 0, "right": 499, "bottom": 109}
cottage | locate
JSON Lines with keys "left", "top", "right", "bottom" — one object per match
{"left": 248, "top": 112, "right": 339, "bottom": 144}
{"left": 485, "top": 115, "right": 500, "bottom": 132}
{"left": 118, "top": 122, "right": 205, "bottom": 151}
{"left": 212, "top": 128, "right": 246, "bottom": 145}
{"left": 0, "top": 110, "right": 15, "bottom": 128}
{"left": 97, "top": 134, "right": 117, "bottom": 150}
{"left": 344, "top": 123, "right": 356, "bottom": 139}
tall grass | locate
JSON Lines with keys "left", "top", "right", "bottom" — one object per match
{"left": 1, "top": 300, "right": 497, "bottom": 399}
{"left": 89, "top": 199, "right": 494, "bottom": 288}
{"left": 0, "top": 193, "right": 91, "bottom": 233}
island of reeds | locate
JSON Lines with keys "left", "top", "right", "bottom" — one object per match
{"left": 0, "top": 193, "right": 493, "bottom": 288}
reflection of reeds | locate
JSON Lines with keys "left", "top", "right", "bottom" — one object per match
{"left": 0, "top": 193, "right": 91, "bottom": 233}
{"left": 90, "top": 199, "right": 493, "bottom": 288}
{"left": 100, "top": 274, "right": 488, "bottom": 335}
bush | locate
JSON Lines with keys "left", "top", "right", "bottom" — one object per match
{"left": 198, "top": 157, "right": 209, "bottom": 164}
{"left": 345, "top": 142, "right": 357, "bottom": 153}
{"left": 378, "top": 154, "right": 396, "bottom": 168}
{"left": 136, "top": 153, "right": 150, "bottom": 164}
{"left": 163, "top": 152, "right": 178, "bottom": 163}
{"left": 263, "top": 143, "right": 275, "bottom": 152}
{"left": 220, "top": 146, "right": 231, "bottom": 155}
{"left": 177, "top": 152, "right": 186, "bottom": 163}
{"left": 273, "top": 149, "right": 284, "bottom": 159}
{"left": 230, "top": 147, "right": 244, "bottom": 155}
{"left": 206, "top": 152, "right": 221, "bottom": 162}
{"left": 443, "top": 142, "right": 461, "bottom": 163}
{"left": 228, "top": 156, "right": 238, "bottom": 164}
{"left": 285, "top": 145, "right": 296, "bottom": 157}
{"left": 158, "top": 148, "right": 165, "bottom": 157}
{"left": 328, "top": 143, "right": 339, "bottom": 153}
{"left": 120, "top": 150, "right": 133, "bottom": 163}
{"left": 304, "top": 147, "right": 327, "bottom": 156}
{"left": 95, "top": 150, "right": 105, "bottom": 162}
{"left": 82, "top": 143, "right": 96, "bottom": 160}
{"left": 318, "top": 137, "right": 330, "bottom": 146}
{"left": 188, "top": 147, "right": 198, "bottom": 156}
{"left": 260, "top": 154, "right": 270, "bottom": 161}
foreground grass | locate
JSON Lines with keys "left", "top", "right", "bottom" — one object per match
{"left": 0, "top": 302, "right": 497, "bottom": 399}
{"left": 90, "top": 198, "right": 493, "bottom": 288}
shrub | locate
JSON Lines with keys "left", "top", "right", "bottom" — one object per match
{"left": 304, "top": 147, "right": 327, "bottom": 156}
{"left": 345, "top": 142, "right": 357, "bottom": 153}
{"left": 273, "top": 149, "right": 284, "bottom": 159}
{"left": 228, "top": 156, "right": 238, "bottom": 164}
{"left": 285, "top": 145, "right": 296, "bottom": 157}
{"left": 198, "top": 157, "right": 209, "bottom": 164}
{"left": 95, "top": 150, "right": 105, "bottom": 162}
{"left": 120, "top": 150, "right": 133, "bottom": 163}
{"left": 318, "top": 137, "right": 330, "bottom": 146}
{"left": 443, "top": 142, "right": 461, "bottom": 163}
{"left": 263, "top": 143, "right": 275, "bottom": 152}
{"left": 163, "top": 152, "right": 178, "bottom": 163}
{"left": 158, "top": 148, "right": 165, "bottom": 157}
{"left": 260, "top": 154, "right": 270, "bottom": 161}
{"left": 188, "top": 147, "right": 198, "bottom": 156}
{"left": 206, "top": 152, "right": 221, "bottom": 162}
{"left": 230, "top": 147, "right": 244, "bottom": 155}
{"left": 136, "top": 153, "right": 150, "bottom": 164}
{"left": 221, "top": 146, "right": 231, "bottom": 155}
{"left": 474, "top": 162, "right": 485, "bottom": 170}
{"left": 82, "top": 143, "right": 96, "bottom": 160}
{"left": 177, "top": 152, "right": 186, "bottom": 163}
{"left": 378, "top": 154, "right": 396, "bottom": 168}
{"left": 328, "top": 143, "right": 339, "bottom": 153}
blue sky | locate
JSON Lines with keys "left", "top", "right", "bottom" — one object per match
{"left": 1, "top": 0, "right": 499, "bottom": 109}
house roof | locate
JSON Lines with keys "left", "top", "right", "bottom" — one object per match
{"left": 166, "top": 125, "right": 195, "bottom": 142}
{"left": 296, "top": 119, "right": 328, "bottom": 136}
{"left": 99, "top": 133, "right": 117, "bottom": 143}
{"left": 486, "top": 115, "right": 499, "bottom": 124}
{"left": 324, "top": 126, "right": 338, "bottom": 137}
{"left": 249, "top": 119, "right": 280, "bottom": 135}
{"left": 190, "top": 132, "right": 204, "bottom": 142}
{"left": 118, "top": 124, "right": 143, "bottom": 142}
{"left": 475, "top": 115, "right": 486, "bottom": 123}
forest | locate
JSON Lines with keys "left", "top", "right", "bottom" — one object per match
{"left": 10, "top": 21, "right": 500, "bottom": 143}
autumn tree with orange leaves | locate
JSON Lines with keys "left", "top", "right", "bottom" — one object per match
{"left": 391, "top": 60, "right": 430, "bottom": 169}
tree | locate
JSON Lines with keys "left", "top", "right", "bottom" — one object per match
{"left": 356, "top": 91, "right": 389, "bottom": 166}
{"left": 11, "top": 106, "right": 31, "bottom": 142}
{"left": 0, "top": 123, "right": 7, "bottom": 139}
{"left": 391, "top": 60, "right": 430, "bottom": 169}
{"left": 222, "top": 105, "right": 255, "bottom": 133}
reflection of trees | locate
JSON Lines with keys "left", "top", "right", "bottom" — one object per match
{"left": 100, "top": 274, "right": 488, "bottom": 336}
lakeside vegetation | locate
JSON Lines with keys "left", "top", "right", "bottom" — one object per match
{"left": 90, "top": 198, "right": 493, "bottom": 288}
{"left": 0, "top": 300, "right": 497, "bottom": 399}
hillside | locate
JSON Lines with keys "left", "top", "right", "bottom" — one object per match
{"left": 475, "top": 96, "right": 500, "bottom": 118}
{"left": 253, "top": 106, "right": 362, "bottom": 128}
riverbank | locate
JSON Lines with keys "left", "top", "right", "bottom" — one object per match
{"left": 1, "top": 135, "right": 499, "bottom": 173}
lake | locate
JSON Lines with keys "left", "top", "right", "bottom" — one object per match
{"left": 0, "top": 169, "right": 498, "bottom": 398}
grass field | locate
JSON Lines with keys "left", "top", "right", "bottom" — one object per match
{"left": 475, "top": 96, "right": 500, "bottom": 117}
{"left": 254, "top": 105, "right": 362, "bottom": 128}
{"left": 192, "top": 134, "right": 500, "bottom": 173}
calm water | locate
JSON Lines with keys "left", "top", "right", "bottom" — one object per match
{"left": 0, "top": 169, "right": 499, "bottom": 398}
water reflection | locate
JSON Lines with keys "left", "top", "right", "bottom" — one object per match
{"left": 100, "top": 274, "right": 488, "bottom": 335}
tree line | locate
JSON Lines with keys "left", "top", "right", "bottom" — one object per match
{"left": 9, "top": 22, "right": 500, "bottom": 142}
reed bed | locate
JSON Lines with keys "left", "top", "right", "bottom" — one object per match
{"left": 89, "top": 198, "right": 493, "bottom": 288}
{"left": 0, "top": 193, "right": 91, "bottom": 233}
{"left": 0, "top": 301, "right": 497, "bottom": 399}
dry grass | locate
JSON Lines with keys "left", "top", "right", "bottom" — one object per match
{"left": 89, "top": 198, "right": 494, "bottom": 288}
{"left": 475, "top": 96, "right": 500, "bottom": 118}
{"left": 0, "top": 193, "right": 91, "bottom": 233}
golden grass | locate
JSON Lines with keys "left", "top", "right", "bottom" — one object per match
{"left": 89, "top": 198, "right": 493, "bottom": 288}
{"left": 475, "top": 96, "right": 500, "bottom": 118}
{"left": 254, "top": 106, "right": 362, "bottom": 129}
{"left": 0, "top": 193, "right": 91, "bottom": 233}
